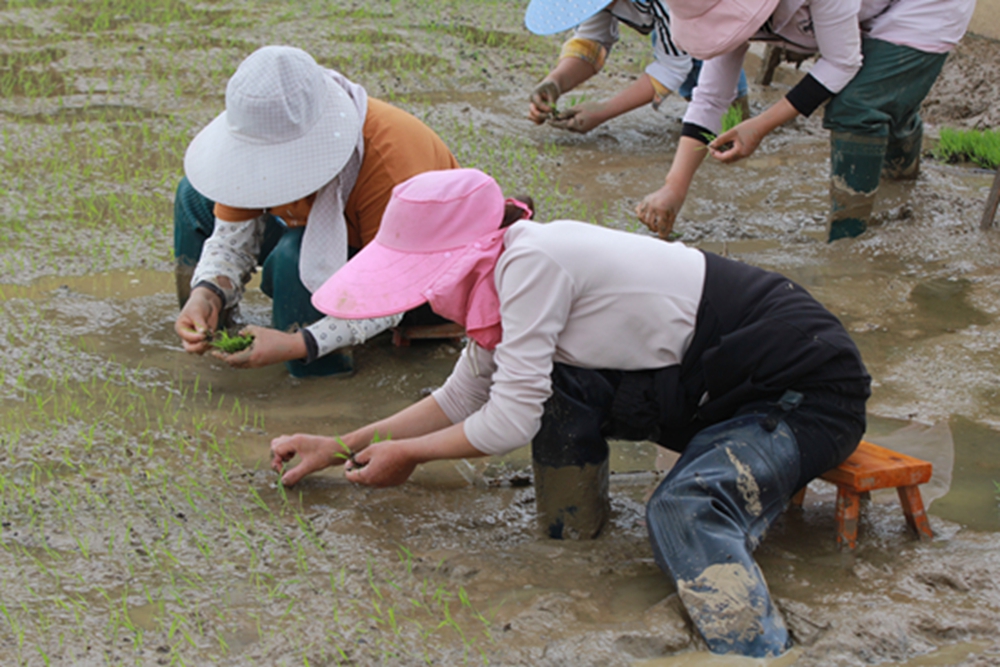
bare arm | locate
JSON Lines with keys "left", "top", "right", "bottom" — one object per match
{"left": 529, "top": 57, "right": 598, "bottom": 123}
{"left": 635, "top": 136, "right": 709, "bottom": 239}
{"left": 709, "top": 97, "right": 800, "bottom": 163}
{"left": 270, "top": 394, "right": 484, "bottom": 487}
{"left": 550, "top": 74, "right": 656, "bottom": 134}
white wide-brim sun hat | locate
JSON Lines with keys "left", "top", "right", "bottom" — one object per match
{"left": 183, "top": 45, "right": 361, "bottom": 209}
{"left": 524, "top": 0, "right": 613, "bottom": 35}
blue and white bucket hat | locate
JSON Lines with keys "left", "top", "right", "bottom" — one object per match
{"left": 524, "top": 0, "right": 613, "bottom": 35}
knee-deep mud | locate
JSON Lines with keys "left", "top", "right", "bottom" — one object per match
{"left": 1, "top": 2, "right": 999, "bottom": 665}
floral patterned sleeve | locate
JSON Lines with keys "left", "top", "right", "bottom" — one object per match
{"left": 190, "top": 216, "right": 265, "bottom": 308}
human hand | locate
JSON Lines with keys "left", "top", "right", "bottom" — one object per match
{"left": 270, "top": 433, "right": 349, "bottom": 486}
{"left": 528, "top": 80, "right": 561, "bottom": 124}
{"left": 211, "top": 325, "right": 306, "bottom": 369}
{"left": 636, "top": 183, "right": 686, "bottom": 240}
{"left": 175, "top": 287, "right": 222, "bottom": 354}
{"left": 708, "top": 117, "right": 767, "bottom": 163}
{"left": 343, "top": 439, "right": 418, "bottom": 488}
{"left": 548, "top": 101, "right": 606, "bottom": 134}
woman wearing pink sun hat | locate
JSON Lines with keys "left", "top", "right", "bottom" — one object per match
{"left": 634, "top": 0, "right": 975, "bottom": 242}
{"left": 269, "top": 168, "right": 870, "bottom": 657}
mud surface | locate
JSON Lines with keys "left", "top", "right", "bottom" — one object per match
{"left": 1, "top": 2, "right": 999, "bottom": 665}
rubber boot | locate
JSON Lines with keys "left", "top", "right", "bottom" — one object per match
{"left": 531, "top": 364, "right": 615, "bottom": 540}
{"left": 175, "top": 262, "right": 195, "bottom": 309}
{"left": 883, "top": 118, "right": 923, "bottom": 180}
{"left": 828, "top": 132, "right": 887, "bottom": 241}
{"left": 645, "top": 402, "right": 802, "bottom": 657}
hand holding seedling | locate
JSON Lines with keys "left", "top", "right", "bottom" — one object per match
{"left": 342, "top": 439, "right": 420, "bottom": 488}
{"left": 708, "top": 118, "right": 765, "bottom": 163}
{"left": 548, "top": 99, "right": 604, "bottom": 134}
{"left": 710, "top": 98, "right": 800, "bottom": 164}
{"left": 271, "top": 433, "right": 359, "bottom": 486}
{"left": 175, "top": 286, "right": 223, "bottom": 353}
{"left": 636, "top": 182, "right": 686, "bottom": 240}
{"left": 211, "top": 324, "right": 307, "bottom": 369}
{"left": 528, "top": 80, "right": 561, "bottom": 124}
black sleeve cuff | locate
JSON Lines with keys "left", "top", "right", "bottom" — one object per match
{"left": 301, "top": 328, "right": 319, "bottom": 364}
{"left": 681, "top": 122, "right": 716, "bottom": 145}
{"left": 193, "top": 281, "right": 228, "bottom": 309}
{"left": 785, "top": 73, "right": 833, "bottom": 117}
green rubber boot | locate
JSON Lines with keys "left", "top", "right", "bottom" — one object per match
{"left": 828, "top": 132, "right": 887, "bottom": 241}
{"left": 883, "top": 119, "right": 922, "bottom": 180}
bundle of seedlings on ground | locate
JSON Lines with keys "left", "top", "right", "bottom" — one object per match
{"left": 933, "top": 127, "right": 1000, "bottom": 169}
{"left": 211, "top": 330, "right": 254, "bottom": 353}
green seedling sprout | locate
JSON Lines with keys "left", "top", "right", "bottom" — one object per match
{"left": 333, "top": 437, "right": 364, "bottom": 469}
{"left": 210, "top": 330, "right": 254, "bottom": 354}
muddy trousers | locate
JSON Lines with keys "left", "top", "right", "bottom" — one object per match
{"left": 645, "top": 398, "right": 803, "bottom": 657}
{"left": 172, "top": 177, "right": 353, "bottom": 378}
{"left": 823, "top": 38, "right": 947, "bottom": 241}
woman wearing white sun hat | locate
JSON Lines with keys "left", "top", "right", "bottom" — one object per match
{"left": 633, "top": 0, "right": 975, "bottom": 242}
{"left": 269, "top": 168, "right": 870, "bottom": 657}
{"left": 174, "top": 45, "right": 458, "bottom": 377}
{"left": 522, "top": 0, "right": 749, "bottom": 133}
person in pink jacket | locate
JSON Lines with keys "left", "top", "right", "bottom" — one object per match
{"left": 270, "top": 168, "right": 870, "bottom": 657}
{"left": 634, "top": 0, "right": 975, "bottom": 241}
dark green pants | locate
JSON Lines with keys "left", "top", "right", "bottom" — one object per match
{"left": 173, "top": 177, "right": 353, "bottom": 378}
{"left": 822, "top": 38, "right": 948, "bottom": 241}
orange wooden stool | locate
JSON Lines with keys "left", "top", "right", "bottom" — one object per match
{"left": 790, "top": 440, "right": 934, "bottom": 550}
{"left": 391, "top": 323, "right": 465, "bottom": 347}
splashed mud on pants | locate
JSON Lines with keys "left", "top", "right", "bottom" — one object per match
{"left": 646, "top": 411, "right": 801, "bottom": 657}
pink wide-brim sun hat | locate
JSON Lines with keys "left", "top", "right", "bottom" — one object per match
{"left": 666, "top": 0, "right": 781, "bottom": 61}
{"left": 311, "top": 168, "right": 505, "bottom": 319}
{"left": 183, "top": 45, "right": 360, "bottom": 209}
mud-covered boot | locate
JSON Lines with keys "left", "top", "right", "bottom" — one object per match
{"left": 175, "top": 262, "right": 195, "bottom": 309}
{"left": 883, "top": 121, "right": 922, "bottom": 180}
{"left": 828, "top": 132, "right": 887, "bottom": 241}
{"left": 531, "top": 364, "right": 615, "bottom": 540}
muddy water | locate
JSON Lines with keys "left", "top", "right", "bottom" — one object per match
{"left": 2, "top": 2, "right": 1000, "bottom": 665}
{"left": 4, "top": 127, "right": 999, "bottom": 667}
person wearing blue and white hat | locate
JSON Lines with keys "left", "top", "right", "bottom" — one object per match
{"left": 524, "top": 0, "right": 748, "bottom": 134}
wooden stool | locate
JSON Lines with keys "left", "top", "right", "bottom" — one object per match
{"left": 790, "top": 440, "right": 934, "bottom": 550}
{"left": 391, "top": 323, "right": 465, "bottom": 347}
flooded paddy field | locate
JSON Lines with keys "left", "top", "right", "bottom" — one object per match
{"left": 1, "top": 1, "right": 999, "bottom": 665}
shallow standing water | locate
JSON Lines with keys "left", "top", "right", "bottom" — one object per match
{"left": 1, "top": 2, "right": 999, "bottom": 666}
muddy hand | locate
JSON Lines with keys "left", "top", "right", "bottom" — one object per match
{"left": 175, "top": 286, "right": 222, "bottom": 354}
{"left": 636, "top": 185, "right": 684, "bottom": 240}
{"left": 548, "top": 102, "right": 603, "bottom": 134}
{"left": 709, "top": 118, "right": 765, "bottom": 163}
{"left": 270, "top": 433, "right": 345, "bottom": 486}
{"left": 344, "top": 440, "right": 418, "bottom": 488}
{"left": 528, "top": 80, "right": 561, "bottom": 124}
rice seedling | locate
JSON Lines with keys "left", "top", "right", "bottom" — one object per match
{"left": 933, "top": 126, "right": 1000, "bottom": 169}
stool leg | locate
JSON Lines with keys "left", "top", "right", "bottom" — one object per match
{"left": 897, "top": 485, "right": 933, "bottom": 541}
{"left": 790, "top": 487, "right": 807, "bottom": 508}
{"left": 835, "top": 488, "right": 861, "bottom": 550}
{"left": 392, "top": 329, "right": 409, "bottom": 347}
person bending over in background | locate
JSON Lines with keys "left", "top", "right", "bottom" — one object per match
{"left": 523, "top": 0, "right": 749, "bottom": 133}
{"left": 173, "top": 45, "right": 458, "bottom": 377}
{"left": 270, "top": 168, "right": 871, "bottom": 657}
{"left": 635, "top": 0, "right": 975, "bottom": 242}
